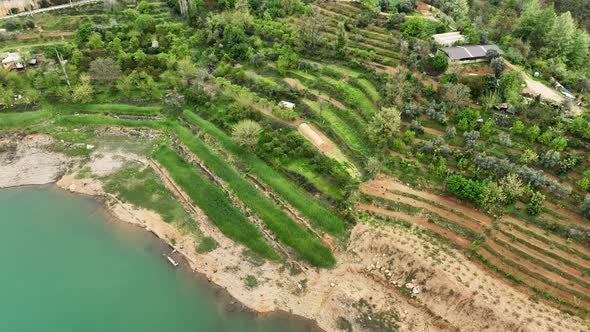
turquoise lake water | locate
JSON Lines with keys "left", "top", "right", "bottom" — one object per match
{"left": 0, "top": 186, "right": 315, "bottom": 332}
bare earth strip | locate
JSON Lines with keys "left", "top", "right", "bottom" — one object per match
{"left": 364, "top": 175, "right": 494, "bottom": 226}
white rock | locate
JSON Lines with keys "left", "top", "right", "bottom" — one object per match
{"left": 412, "top": 286, "right": 422, "bottom": 294}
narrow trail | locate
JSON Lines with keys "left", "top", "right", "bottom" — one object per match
{"left": 502, "top": 216, "right": 590, "bottom": 256}
{"left": 480, "top": 241, "right": 590, "bottom": 304}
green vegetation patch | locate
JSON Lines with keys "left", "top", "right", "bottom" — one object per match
{"left": 104, "top": 164, "right": 194, "bottom": 230}
{"left": 0, "top": 110, "right": 52, "bottom": 129}
{"left": 182, "top": 110, "right": 347, "bottom": 236}
{"left": 153, "top": 144, "right": 281, "bottom": 261}
{"left": 175, "top": 124, "right": 336, "bottom": 267}
{"left": 54, "top": 104, "right": 161, "bottom": 116}
{"left": 196, "top": 237, "right": 218, "bottom": 253}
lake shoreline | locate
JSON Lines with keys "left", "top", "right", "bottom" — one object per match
{"left": 51, "top": 183, "right": 324, "bottom": 332}
{"left": 4, "top": 133, "right": 588, "bottom": 332}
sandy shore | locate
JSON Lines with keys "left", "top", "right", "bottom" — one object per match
{"left": 2, "top": 134, "right": 589, "bottom": 332}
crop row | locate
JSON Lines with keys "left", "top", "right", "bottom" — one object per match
{"left": 181, "top": 110, "right": 347, "bottom": 236}
{"left": 493, "top": 237, "right": 590, "bottom": 289}
{"left": 480, "top": 244, "right": 590, "bottom": 304}
{"left": 154, "top": 145, "right": 281, "bottom": 260}
{"left": 174, "top": 123, "right": 336, "bottom": 267}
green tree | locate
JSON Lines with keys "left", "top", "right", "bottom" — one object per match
{"left": 527, "top": 191, "right": 545, "bottom": 216}
{"left": 369, "top": 106, "right": 401, "bottom": 146}
{"left": 499, "top": 174, "right": 524, "bottom": 205}
{"left": 86, "top": 32, "right": 104, "bottom": 49}
{"left": 546, "top": 12, "right": 577, "bottom": 63}
{"left": 515, "top": 0, "right": 555, "bottom": 48}
{"left": 432, "top": 51, "right": 448, "bottom": 72}
{"left": 498, "top": 71, "right": 521, "bottom": 102}
{"left": 135, "top": 14, "right": 156, "bottom": 33}
{"left": 441, "top": 83, "right": 471, "bottom": 112}
{"left": 232, "top": 120, "right": 263, "bottom": 149}
{"left": 526, "top": 125, "right": 541, "bottom": 142}
{"left": 519, "top": 149, "right": 538, "bottom": 164}
{"left": 336, "top": 23, "right": 347, "bottom": 56}
{"left": 72, "top": 74, "right": 93, "bottom": 103}
{"left": 581, "top": 195, "right": 590, "bottom": 219}
{"left": 512, "top": 120, "right": 525, "bottom": 135}
{"left": 297, "top": 8, "right": 325, "bottom": 51}
{"left": 450, "top": 0, "right": 469, "bottom": 22}
{"left": 490, "top": 57, "right": 505, "bottom": 78}
{"left": 570, "top": 30, "right": 590, "bottom": 69}
{"left": 480, "top": 182, "right": 507, "bottom": 216}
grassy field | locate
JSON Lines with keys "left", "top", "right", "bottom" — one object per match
{"left": 103, "top": 164, "right": 195, "bottom": 232}
{"left": 304, "top": 99, "right": 371, "bottom": 157}
{"left": 175, "top": 125, "right": 336, "bottom": 267}
{"left": 53, "top": 114, "right": 170, "bottom": 129}
{"left": 153, "top": 145, "right": 281, "bottom": 261}
{"left": 0, "top": 110, "right": 52, "bottom": 129}
{"left": 182, "top": 110, "right": 348, "bottom": 236}
{"left": 53, "top": 104, "right": 162, "bottom": 116}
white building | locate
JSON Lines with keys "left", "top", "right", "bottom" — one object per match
{"left": 279, "top": 101, "right": 295, "bottom": 110}
{"left": 433, "top": 32, "right": 466, "bottom": 46}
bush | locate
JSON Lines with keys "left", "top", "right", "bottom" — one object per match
{"left": 196, "top": 237, "right": 218, "bottom": 253}
{"left": 4, "top": 20, "right": 20, "bottom": 31}
{"left": 446, "top": 174, "right": 486, "bottom": 203}
{"left": 527, "top": 191, "right": 545, "bottom": 216}
{"left": 581, "top": 195, "right": 590, "bottom": 220}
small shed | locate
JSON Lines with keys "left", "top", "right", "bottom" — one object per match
{"left": 440, "top": 45, "right": 502, "bottom": 63}
{"left": 2, "top": 52, "right": 23, "bottom": 70}
{"left": 279, "top": 101, "right": 295, "bottom": 110}
{"left": 432, "top": 32, "right": 466, "bottom": 46}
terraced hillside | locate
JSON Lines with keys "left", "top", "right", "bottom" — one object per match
{"left": 359, "top": 175, "right": 590, "bottom": 316}
{"left": 2, "top": 0, "right": 590, "bottom": 329}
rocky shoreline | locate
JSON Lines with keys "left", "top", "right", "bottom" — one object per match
{"left": 2, "top": 133, "right": 588, "bottom": 332}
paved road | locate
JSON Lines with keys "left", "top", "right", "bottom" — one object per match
{"left": 0, "top": 0, "right": 103, "bottom": 20}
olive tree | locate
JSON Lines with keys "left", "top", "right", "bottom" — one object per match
{"left": 89, "top": 57, "right": 122, "bottom": 84}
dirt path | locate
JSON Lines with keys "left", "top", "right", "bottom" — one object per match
{"left": 475, "top": 247, "right": 588, "bottom": 317}
{"left": 284, "top": 77, "right": 347, "bottom": 109}
{"left": 502, "top": 216, "right": 590, "bottom": 256}
{"left": 505, "top": 62, "right": 583, "bottom": 115}
{"left": 545, "top": 201, "right": 590, "bottom": 226}
{"left": 297, "top": 123, "right": 359, "bottom": 177}
{"left": 420, "top": 125, "right": 446, "bottom": 137}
